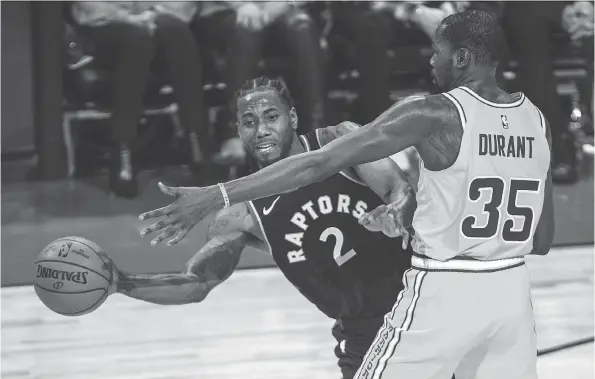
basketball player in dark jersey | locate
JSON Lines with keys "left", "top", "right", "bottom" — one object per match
{"left": 113, "top": 77, "right": 416, "bottom": 379}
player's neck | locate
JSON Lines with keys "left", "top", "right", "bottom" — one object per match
{"left": 450, "top": 67, "right": 499, "bottom": 93}
{"left": 287, "top": 134, "right": 307, "bottom": 157}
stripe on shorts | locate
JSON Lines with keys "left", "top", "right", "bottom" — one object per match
{"left": 355, "top": 269, "right": 413, "bottom": 379}
{"left": 374, "top": 271, "right": 427, "bottom": 379}
{"left": 354, "top": 270, "right": 427, "bottom": 379}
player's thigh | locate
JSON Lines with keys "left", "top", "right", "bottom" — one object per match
{"left": 455, "top": 267, "right": 537, "bottom": 379}
{"left": 355, "top": 269, "right": 470, "bottom": 379}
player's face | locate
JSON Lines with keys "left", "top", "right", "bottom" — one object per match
{"left": 236, "top": 90, "right": 297, "bottom": 167}
{"left": 430, "top": 28, "right": 457, "bottom": 91}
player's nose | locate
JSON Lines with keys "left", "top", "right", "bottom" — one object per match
{"left": 256, "top": 124, "right": 272, "bottom": 137}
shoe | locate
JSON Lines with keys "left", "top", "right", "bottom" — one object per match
{"left": 109, "top": 144, "right": 138, "bottom": 198}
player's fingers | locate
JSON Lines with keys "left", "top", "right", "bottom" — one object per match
{"left": 151, "top": 224, "right": 181, "bottom": 246}
{"left": 358, "top": 212, "right": 373, "bottom": 225}
{"left": 402, "top": 230, "right": 410, "bottom": 250}
{"left": 167, "top": 228, "right": 190, "bottom": 246}
{"left": 158, "top": 182, "right": 182, "bottom": 198}
{"left": 365, "top": 205, "right": 388, "bottom": 222}
{"left": 141, "top": 216, "right": 176, "bottom": 237}
{"left": 139, "top": 205, "right": 175, "bottom": 221}
{"left": 151, "top": 224, "right": 178, "bottom": 246}
{"left": 380, "top": 216, "right": 399, "bottom": 238}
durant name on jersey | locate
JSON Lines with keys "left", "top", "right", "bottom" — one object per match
{"left": 479, "top": 133, "right": 535, "bottom": 158}
{"left": 285, "top": 194, "right": 369, "bottom": 263}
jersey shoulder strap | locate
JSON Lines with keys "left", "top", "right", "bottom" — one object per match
{"left": 301, "top": 128, "right": 367, "bottom": 186}
{"left": 442, "top": 87, "right": 470, "bottom": 131}
{"left": 300, "top": 129, "right": 322, "bottom": 152}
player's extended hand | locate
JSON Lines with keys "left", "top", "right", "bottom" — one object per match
{"left": 358, "top": 203, "right": 411, "bottom": 249}
{"left": 139, "top": 182, "right": 219, "bottom": 246}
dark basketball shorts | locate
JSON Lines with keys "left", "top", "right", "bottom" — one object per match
{"left": 332, "top": 316, "right": 385, "bottom": 379}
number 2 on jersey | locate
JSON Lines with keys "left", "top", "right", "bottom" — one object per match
{"left": 320, "top": 227, "right": 357, "bottom": 266}
{"left": 461, "top": 177, "right": 541, "bottom": 242}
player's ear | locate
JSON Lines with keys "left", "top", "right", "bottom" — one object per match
{"left": 456, "top": 48, "right": 471, "bottom": 68}
{"left": 290, "top": 107, "right": 298, "bottom": 130}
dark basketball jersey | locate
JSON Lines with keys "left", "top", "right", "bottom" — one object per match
{"left": 249, "top": 129, "right": 412, "bottom": 320}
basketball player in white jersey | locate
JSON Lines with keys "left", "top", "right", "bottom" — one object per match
{"left": 140, "top": 10, "right": 555, "bottom": 378}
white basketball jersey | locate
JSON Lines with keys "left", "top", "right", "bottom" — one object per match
{"left": 411, "top": 86, "right": 551, "bottom": 261}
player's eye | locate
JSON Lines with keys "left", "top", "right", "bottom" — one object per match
{"left": 267, "top": 114, "right": 279, "bottom": 121}
{"left": 243, "top": 119, "right": 255, "bottom": 127}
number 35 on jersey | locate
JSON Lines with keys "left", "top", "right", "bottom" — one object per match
{"left": 461, "top": 176, "right": 543, "bottom": 243}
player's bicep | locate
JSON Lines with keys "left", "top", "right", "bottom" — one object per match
{"left": 318, "top": 97, "right": 436, "bottom": 173}
{"left": 322, "top": 122, "right": 412, "bottom": 199}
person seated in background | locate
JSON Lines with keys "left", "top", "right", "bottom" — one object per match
{"left": 562, "top": 1, "right": 594, "bottom": 132}
{"left": 326, "top": 2, "right": 502, "bottom": 124}
{"left": 71, "top": 2, "right": 207, "bottom": 197}
{"left": 193, "top": 1, "right": 326, "bottom": 165}
{"left": 392, "top": 1, "right": 504, "bottom": 39}
{"left": 327, "top": 1, "right": 404, "bottom": 125}
{"left": 503, "top": 1, "right": 583, "bottom": 182}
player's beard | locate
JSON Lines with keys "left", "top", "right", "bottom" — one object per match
{"left": 254, "top": 136, "right": 293, "bottom": 169}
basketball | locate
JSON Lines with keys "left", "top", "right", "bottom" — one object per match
{"left": 34, "top": 236, "right": 113, "bottom": 316}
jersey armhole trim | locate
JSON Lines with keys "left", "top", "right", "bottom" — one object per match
{"left": 247, "top": 201, "right": 273, "bottom": 256}
{"left": 299, "top": 134, "right": 312, "bottom": 152}
{"left": 536, "top": 107, "right": 546, "bottom": 135}
{"left": 442, "top": 92, "right": 467, "bottom": 130}
{"left": 315, "top": 128, "right": 367, "bottom": 186}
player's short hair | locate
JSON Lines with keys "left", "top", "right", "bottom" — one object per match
{"left": 438, "top": 10, "right": 506, "bottom": 66}
{"left": 232, "top": 76, "right": 295, "bottom": 114}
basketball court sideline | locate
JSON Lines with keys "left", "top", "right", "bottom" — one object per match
{"left": 2, "top": 245, "right": 593, "bottom": 379}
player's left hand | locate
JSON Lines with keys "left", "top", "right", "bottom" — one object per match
{"left": 358, "top": 202, "right": 411, "bottom": 250}
{"left": 139, "top": 182, "right": 220, "bottom": 246}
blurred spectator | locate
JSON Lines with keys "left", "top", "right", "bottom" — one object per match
{"left": 71, "top": 2, "right": 206, "bottom": 197}
{"left": 502, "top": 2, "right": 581, "bottom": 182}
{"left": 328, "top": 1, "right": 400, "bottom": 124}
{"left": 194, "top": 1, "right": 325, "bottom": 165}
{"left": 395, "top": 1, "right": 504, "bottom": 39}
{"left": 562, "top": 1, "right": 594, "bottom": 120}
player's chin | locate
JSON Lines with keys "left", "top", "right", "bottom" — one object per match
{"left": 254, "top": 146, "right": 281, "bottom": 162}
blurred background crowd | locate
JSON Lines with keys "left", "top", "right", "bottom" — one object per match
{"left": 6, "top": 1, "right": 595, "bottom": 199}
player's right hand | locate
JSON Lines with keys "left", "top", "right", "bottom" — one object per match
{"left": 358, "top": 204, "right": 410, "bottom": 250}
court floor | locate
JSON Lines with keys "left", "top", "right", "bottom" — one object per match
{"left": 2, "top": 245, "right": 593, "bottom": 379}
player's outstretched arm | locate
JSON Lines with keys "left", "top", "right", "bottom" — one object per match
{"left": 318, "top": 121, "right": 417, "bottom": 246}
{"left": 117, "top": 203, "right": 264, "bottom": 304}
{"left": 139, "top": 95, "right": 441, "bottom": 246}
{"left": 531, "top": 116, "right": 555, "bottom": 255}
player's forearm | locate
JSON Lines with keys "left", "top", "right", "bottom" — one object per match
{"left": 118, "top": 232, "right": 249, "bottom": 305}
{"left": 220, "top": 150, "right": 333, "bottom": 207}
{"left": 117, "top": 272, "right": 213, "bottom": 305}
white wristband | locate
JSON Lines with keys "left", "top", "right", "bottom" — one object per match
{"left": 218, "top": 183, "right": 230, "bottom": 208}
